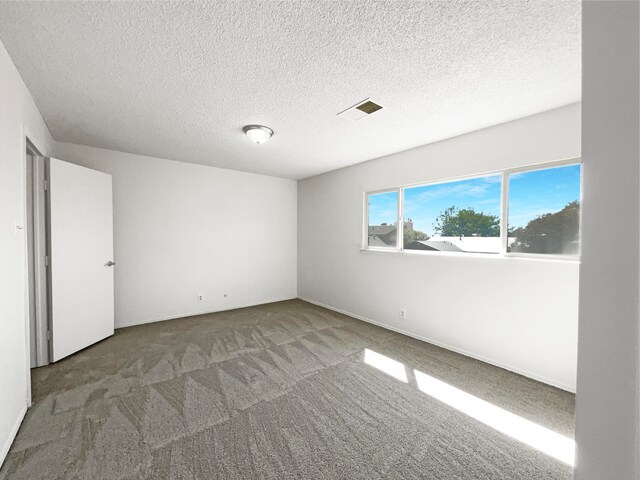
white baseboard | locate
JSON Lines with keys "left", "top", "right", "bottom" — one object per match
{"left": 0, "top": 405, "right": 27, "bottom": 469}
{"left": 298, "top": 296, "right": 575, "bottom": 393}
{"left": 116, "top": 296, "right": 297, "bottom": 329}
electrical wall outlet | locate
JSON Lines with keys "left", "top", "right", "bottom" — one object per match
{"left": 400, "top": 308, "right": 407, "bottom": 321}
{"left": 197, "top": 294, "right": 204, "bottom": 302}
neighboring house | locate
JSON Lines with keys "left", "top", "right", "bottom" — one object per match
{"left": 407, "top": 239, "right": 464, "bottom": 252}
{"left": 403, "top": 241, "right": 440, "bottom": 251}
{"left": 369, "top": 219, "right": 419, "bottom": 247}
{"left": 368, "top": 224, "right": 397, "bottom": 247}
{"left": 407, "top": 236, "right": 517, "bottom": 254}
{"left": 369, "top": 222, "right": 515, "bottom": 253}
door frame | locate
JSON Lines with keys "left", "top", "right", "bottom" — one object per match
{"left": 23, "top": 134, "right": 50, "bottom": 405}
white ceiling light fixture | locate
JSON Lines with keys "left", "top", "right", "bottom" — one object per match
{"left": 0, "top": 1, "right": 581, "bottom": 178}
{"left": 243, "top": 125, "right": 274, "bottom": 144}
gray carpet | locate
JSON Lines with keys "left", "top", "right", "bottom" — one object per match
{"left": 0, "top": 299, "right": 574, "bottom": 479}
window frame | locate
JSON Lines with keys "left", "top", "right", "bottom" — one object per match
{"left": 364, "top": 187, "right": 402, "bottom": 251}
{"left": 362, "top": 157, "right": 582, "bottom": 260}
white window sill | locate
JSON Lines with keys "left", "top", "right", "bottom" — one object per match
{"left": 359, "top": 247, "right": 580, "bottom": 263}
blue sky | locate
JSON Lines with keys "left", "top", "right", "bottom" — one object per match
{"left": 368, "top": 164, "right": 581, "bottom": 237}
{"left": 368, "top": 191, "right": 399, "bottom": 226}
{"left": 508, "top": 164, "right": 581, "bottom": 229}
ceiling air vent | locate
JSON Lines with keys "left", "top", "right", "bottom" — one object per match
{"left": 337, "top": 98, "right": 384, "bottom": 121}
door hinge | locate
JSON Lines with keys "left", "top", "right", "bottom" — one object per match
{"left": 47, "top": 330, "right": 51, "bottom": 341}
{"left": 44, "top": 180, "right": 48, "bottom": 191}
{"left": 45, "top": 255, "right": 49, "bottom": 267}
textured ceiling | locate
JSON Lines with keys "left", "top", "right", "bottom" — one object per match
{"left": 0, "top": 1, "right": 580, "bottom": 179}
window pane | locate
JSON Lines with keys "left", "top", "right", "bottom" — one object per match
{"left": 403, "top": 175, "right": 502, "bottom": 253}
{"left": 368, "top": 191, "right": 398, "bottom": 248}
{"left": 508, "top": 164, "right": 581, "bottom": 255}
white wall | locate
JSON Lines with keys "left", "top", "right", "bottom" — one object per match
{"left": 0, "top": 40, "right": 54, "bottom": 464}
{"left": 298, "top": 104, "right": 581, "bottom": 391}
{"left": 575, "top": 2, "right": 640, "bottom": 479}
{"left": 54, "top": 143, "right": 297, "bottom": 328}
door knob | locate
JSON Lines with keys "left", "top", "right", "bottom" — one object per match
{"left": 105, "top": 261, "right": 116, "bottom": 267}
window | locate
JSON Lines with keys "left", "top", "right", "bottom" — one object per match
{"left": 508, "top": 164, "right": 581, "bottom": 255}
{"left": 403, "top": 174, "right": 502, "bottom": 254}
{"left": 367, "top": 190, "right": 399, "bottom": 248}
{"left": 363, "top": 160, "right": 581, "bottom": 257}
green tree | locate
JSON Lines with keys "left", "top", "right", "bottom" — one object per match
{"left": 433, "top": 206, "right": 500, "bottom": 237}
{"left": 510, "top": 200, "right": 580, "bottom": 254}
{"left": 403, "top": 228, "right": 429, "bottom": 244}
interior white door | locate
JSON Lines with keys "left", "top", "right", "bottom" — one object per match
{"left": 49, "top": 158, "right": 115, "bottom": 362}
